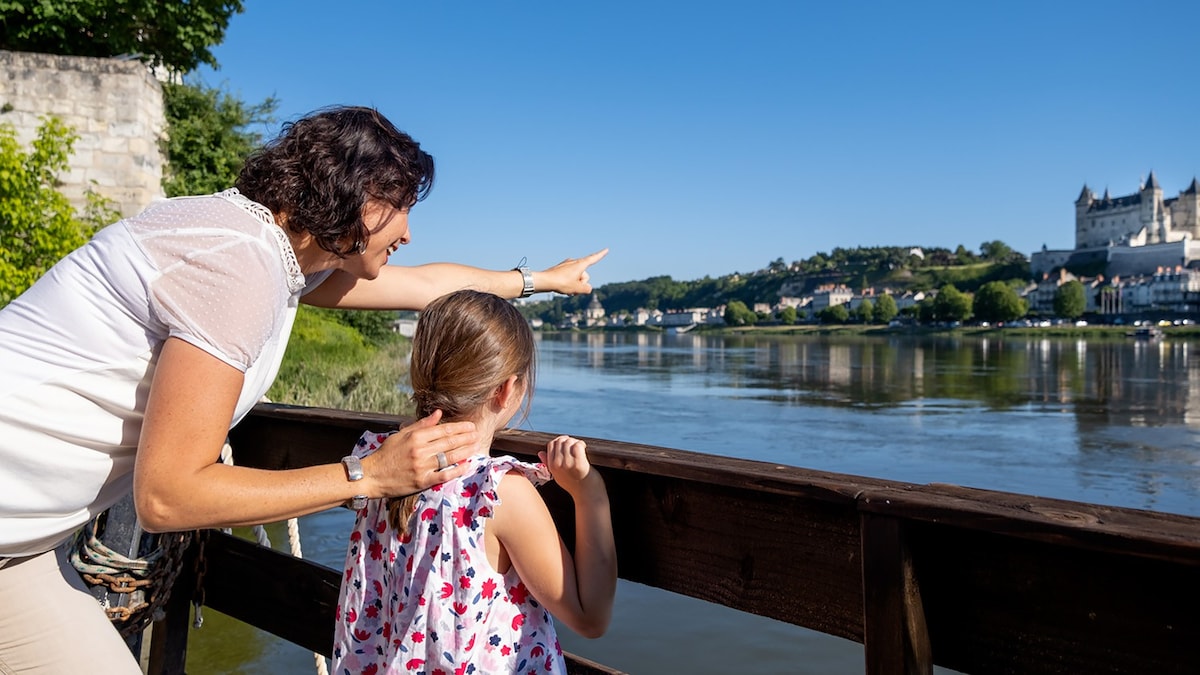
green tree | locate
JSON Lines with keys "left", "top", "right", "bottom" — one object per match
{"left": 778, "top": 305, "right": 797, "bottom": 325}
{"left": 1053, "top": 280, "right": 1086, "bottom": 319}
{"left": 854, "top": 298, "right": 874, "bottom": 324}
{"left": 161, "top": 80, "right": 277, "bottom": 197}
{"left": 0, "top": 1, "right": 244, "bottom": 73}
{"left": 930, "top": 284, "right": 973, "bottom": 323}
{"left": 980, "top": 240, "right": 1014, "bottom": 262}
{"left": 818, "top": 304, "right": 849, "bottom": 324}
{"left": 973, "top": 281, "right": 1027, "bottom": 323}
{"left": 0, "top": 117, "right": 116, "bottom": 305}
{"left": 874, "top": 294, "right": 899, "bottom": 324}
{"left": 723, "top": 300, "right": 757, "bottom": 326}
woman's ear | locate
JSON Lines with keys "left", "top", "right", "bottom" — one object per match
{"left": 492, "top": 374, "right": 522, "bottom": 411}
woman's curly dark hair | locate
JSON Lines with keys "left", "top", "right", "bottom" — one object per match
{"left": 235, "top": 105, "right": 434, "bottom": 256}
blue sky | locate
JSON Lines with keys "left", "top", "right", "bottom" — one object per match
{"left": 200, "top": 0, "right": 1200, "bottom": 287}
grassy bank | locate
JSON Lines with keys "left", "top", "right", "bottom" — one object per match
{"left": 268, "top": 306, "right": 413, "bottom": 415}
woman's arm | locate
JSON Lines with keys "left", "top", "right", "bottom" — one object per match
{"left": 491, "top": 436, "right": 616, "bottom": 638}
{"left": 302, "top": 248, "right": 609, "bottom": 310}
{"left": 133, "top": 337, "right": 480, "bottom": 532}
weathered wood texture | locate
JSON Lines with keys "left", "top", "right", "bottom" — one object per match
{"left": 198, "top": 403, "right": 1200, "bottom": 675}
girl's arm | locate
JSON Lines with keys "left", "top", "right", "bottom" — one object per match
{"left": 492, "top": 436, "right": 616, "bottom": 638}
{"left": 301, "top": 248, "right": 609, "bottom": 310}
{"left": 133, "top": 337, "right": 478, "bottom": 532}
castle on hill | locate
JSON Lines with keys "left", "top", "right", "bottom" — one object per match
{"left": 1031, "top": 172, "right": 1200, "bottom": 278}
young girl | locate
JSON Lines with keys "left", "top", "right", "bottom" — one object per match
{"left": 333, "top": 290, "right": 617, "bottom": 674}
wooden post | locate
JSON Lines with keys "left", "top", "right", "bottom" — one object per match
{"left": 861, "top": 513, "right": 932, "bottom": 675}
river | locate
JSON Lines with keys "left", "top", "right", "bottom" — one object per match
{"left": 186, "top": 331, "right": 1200, "bottom": 673}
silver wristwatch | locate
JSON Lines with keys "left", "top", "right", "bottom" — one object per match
{"left": 341, "top": 455, "right": 368, "bottom": 510}
{"left": 515, "top": 264, "right": 535, "bottom": 298}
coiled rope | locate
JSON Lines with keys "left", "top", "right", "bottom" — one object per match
{"left": 69, "top": 520, "right": 193, "bottom": 638}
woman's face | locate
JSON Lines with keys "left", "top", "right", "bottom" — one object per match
{"left": 348, "top": 200, "right": 411, "bottom": 279}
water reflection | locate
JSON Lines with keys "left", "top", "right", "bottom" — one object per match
{"left": 539, "top": 332, "right": 1199, "bottom": 417}
{"left": 529, "top": 332, "right": 1200, "bottom": 517}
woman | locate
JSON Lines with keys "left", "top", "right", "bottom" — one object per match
{"left": 0, "top": 105, "right": 606, "bottom": 673}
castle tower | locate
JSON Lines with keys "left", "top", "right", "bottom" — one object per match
{"left": 1175, "top": 178, "right": 1200, "bottom": 239}
{"left": 1074, "top": 184, "right": 1094, "bottom": 249}
{"left": 1140, "top": 171, "right": 1164, "bottom": 244}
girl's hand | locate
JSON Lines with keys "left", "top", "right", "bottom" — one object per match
{"left": 537, "top": 249, "right": 609, "bottom": 296}
{"left": 364, "top": 410, "right": 479, "bottom": 497}
{"left": 539, "top": 435, "right": 598, "bottom": 497}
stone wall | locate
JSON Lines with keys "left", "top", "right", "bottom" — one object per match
{"left": 0, "top": 50, "right": 165, "bottom": 217}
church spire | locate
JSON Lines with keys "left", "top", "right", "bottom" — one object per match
{"left": 1145, "top": 171, "right": 1161, "bottom": 190}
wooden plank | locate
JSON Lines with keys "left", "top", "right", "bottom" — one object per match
{"left": 908, "top": 522, "right": 1199, "bottom": 675}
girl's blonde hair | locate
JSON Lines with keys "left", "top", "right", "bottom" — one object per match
{"left": 387, "top": 290, "right": 536, "bottom": 532}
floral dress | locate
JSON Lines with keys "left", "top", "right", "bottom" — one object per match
{"left": 333, "top": 431, "right": 567, "bottom": 674}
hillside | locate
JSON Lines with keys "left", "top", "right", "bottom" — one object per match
{"left": 523, "top": 242, "right": 1031, "bottom": 318}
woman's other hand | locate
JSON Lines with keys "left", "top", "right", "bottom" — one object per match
{"left": 364, "top": 409, "right": 479, "bottom": 496}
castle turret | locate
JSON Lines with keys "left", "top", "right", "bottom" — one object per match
{"left": 1075, "top": 184, "right": 1094, "bottom": 249}
{"left": 1141, "top": 170, "right": 1165, "bottom": 244}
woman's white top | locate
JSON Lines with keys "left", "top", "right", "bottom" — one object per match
{"left": 0, "top": 190, "right": 331, "bottom": 557}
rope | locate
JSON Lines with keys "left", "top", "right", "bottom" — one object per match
{"left": 70, "top": 520, "right": 193, "bottom": 638}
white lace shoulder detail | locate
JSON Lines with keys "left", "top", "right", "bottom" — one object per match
{"left": 215, "top": 188, "right": 306, "bottom": 294}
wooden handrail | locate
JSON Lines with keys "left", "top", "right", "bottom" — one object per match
{"left": 149, "top": 403, "right": 1200, "bottom": 674}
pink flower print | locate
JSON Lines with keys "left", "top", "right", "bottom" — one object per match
{"left": 478, "top": 505, "right": 491, "bottom": 518}
{"left": 461, "top": 482, "right": 479, "bottom": 498}
{"left": 363, "top": 665, "right": 378, "bottom": 675}
{"left": 508, "top": 582, "right": 529, "bottom": 604}
{"left": 406, "top": 556, "right": 415, "bottom": 572}
{"left": 545, "top": 656, "right": 554, "bottom": 671}
{"left": 481, "top": 578, "right": 497, "bottom": 599}
{"left": 458, "top": 574, "right": 471, "bottom": 590}
{"left": 453, "top": 506, "right": 474, "bottom": 527}
{"left": 455, "top": 665, "right": 469, "bottom": 675}
{"left": 501, "top": 645, "right": 512, "bottom": 656}
{"left": 420, "top": 507, "right": 437, "bottom": 522}
{"left": 389, "top": 550, "right": 397, "bottom": 563}
{"left": 531, "top": 645, "right": 544, "bottom": 658}
{"left": 345, "top": 607, "right": 357, "bottom": 623}
{"left": 511, "top": 613, "right": 525, "bottom": 631}
{"left": 353, "top": 628, "right": 371, "bottom": 641}
{"left": 365, "top": 605, "right": 379, "bottom": 619}
{"left": 334, "top": 605, "right": 341, "bottom": 621}
{"left": 405, "top": 659, "right": 424, "bottom": 670}
{"left": 382, "top": 622, "right": 392, "bottom": 640}
{"left": 411, "top": 630, "right": 425, "bottom": 643}
{"left": 344, "top": 568, "right": 353, "bottom": 583}
{"left": 368, "top": 540, "right": 383, "bottom": 560}
{"left": 350, "top": 530, "right": 362, "bottom": 542}
{"left": 452, "top": 601, "right": 468, "bottom": 615}
{"left": 433, "top": 670, "right": 448, "bottom": 675}
{"left": 439, "top": 582, "right": 455, "bottom": 599}
{"left": 465, "top": 634, "right": 476, "bottom": 651}
{"left": 375, "top": 518, "right": 387, "bottom": 534}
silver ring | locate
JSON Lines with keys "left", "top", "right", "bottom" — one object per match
{"left": 435, "top": 452, "right": 448, "bottom": 471}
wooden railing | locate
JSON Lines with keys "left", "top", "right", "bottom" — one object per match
{"left": 147, "top": 403, "right": 1200, "bottom": 674}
